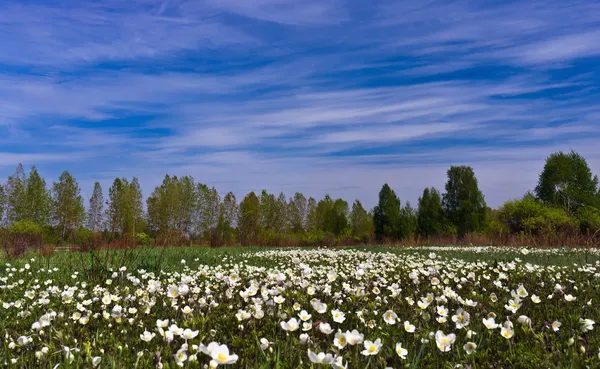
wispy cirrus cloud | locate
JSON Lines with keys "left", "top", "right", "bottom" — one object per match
{"left": 0, "top": 0, "right": 600, "bottom": 207}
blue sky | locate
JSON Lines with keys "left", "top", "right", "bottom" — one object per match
{"left": 1, "top": 0, "right": 600, "bottom": 208}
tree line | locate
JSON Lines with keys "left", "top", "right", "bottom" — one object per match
{"left": 1, "top": 150, "right": 599, "bottom": 247}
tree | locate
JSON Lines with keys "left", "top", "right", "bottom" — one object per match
{"left": 147, "top": 174, "right": 182, "bottom": 238}
{"left": 288, "top": 192, "right": 308, "bottom": 233}
{"left": 217, "top": 192, "right": 237, "bottom": 245}
{"left": 125, "top": 177, "right": 144, "bottom": 235}
{"left": 24, "top": 166, "right": 52, "bottom": 226}
{"left": 417, "top": 187, "right": 444, "bottom": 238}
{"left": 442, "top": 166, "right": 487, "bottom": 238}
{"left": 238, "top": 192, "right": 261, "bottom": 245}
{"left": 305, "top": 197, "right": 318, "bottom": 232}
{"left": 0, "top": 184, "right": 5, "bottom": 225}
{"left": 88, "top": 182, "right": 104, "bottom": 232}
{"left": 52, "top": 171, "right": 85, "bottom": 240}
{"left": 399, "top": 202, "right": 417, "bottom": 239}
{"left": 196, "top": 185, "right": 220, "bottom": 240}
{"left": 349, "top": 200, "right": 373, "bottom": 241}
{"left": 535, "top": 151, "right": 599, "bottom": 213}
{"left": 373, "top": 184, "right": 402, "bottom": 240}
{"left": 106, "top": 178, "right": 124, "bottom": 235}
{"left": 105, "top": 177, "right": 144, "bottom": 237}
{"left": 5, "top": 164, "right": 27, "bottom": 224}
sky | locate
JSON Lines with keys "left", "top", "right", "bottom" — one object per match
{"left": 1, "top": 0, "right": 600, "bottom": 209}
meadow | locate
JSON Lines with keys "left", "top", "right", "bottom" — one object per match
{"left": 1, "top": 246, "right": 600, "bottom": 368}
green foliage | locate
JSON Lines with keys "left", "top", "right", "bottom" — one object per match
{"left": 238, "top": 192, "right": 260, "bottom": 245}
{"left": 442, "top": 166, "right": 487, "bottom": 238}
{"left": 87, "top": 182, "right": 104, "bottom": 232}
{"left": 535, "top": 150, "right": 599, "bottom": 213}
{"left": 417, "top": 187, "right": 444, "bottom": 238}
{"left": 24, "top": 166, "right": 53, "bottom": 226}
{"left": 105, "top": 177, "right": 144, "bottom": 237}
{"left": 135, "top": 232, "right": 153, "bottom": 246}
{"left": 373, "top": 184, "right": 402, "bottom": 240}
{"left": 349, "top": 200, "right": 374, "bottom": 242}
{"left": 52, "top": 171, "right": 86, "bottom": 241}
{"left": 575, "top": 206, "right": 600, "bottom": 235}
{"left": 497, "top": 195, "right": 578, "bottom": 236}
{"left": 399, "top": 201, "right": 417, "bottom": 238}
{"left": 147, "top": 175, "right": 197, "bottom": 238}
{"left": 75, "top": 227, "right": 93, "bottom": 244}
{"left": 9, "top": 220, "right": 42, "bottom": 235}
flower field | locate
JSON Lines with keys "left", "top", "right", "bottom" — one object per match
{"left": 1, "top": 247, "right": 600, "bottom": 368}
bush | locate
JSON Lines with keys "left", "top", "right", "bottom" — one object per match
{"left": 136, "top": 232, "right": 153, "bottom": 246}
{"left": 576, "top": 206, "right": 600, "bottom": 234}
{"left": 9, "top": 220, "right": 42, "bottom": 235}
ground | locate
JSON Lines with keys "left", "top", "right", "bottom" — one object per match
{"left": 1, "top": 246, "right": 600, "bottom": 368}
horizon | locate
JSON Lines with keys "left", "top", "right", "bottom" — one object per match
{"left": 1, "top": 0, "right": 600, "bottom": 209}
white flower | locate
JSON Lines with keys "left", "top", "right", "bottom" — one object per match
{"left": 311, "top": 300, "right": 327, "bottom": 314}
{"left": 552, "top": 321, "right": 561, "bottom": 332}
{"left": 174, "top": 348, "right": 188, "bottom": 366}
{"left": 463, "top": 341, "right": 477, "bottom": 354}
{"left": 581, "top": 319, "right": 595, "bottom": 332}
{"left": 331, "top": 309, "right": 346, "bottom": 323}
{"left": 280, "top": 318, "right": 299, "bottom": 332}
{"left": 307, "top": 350, "right": 334, "bottom": 364}
{"left": 435, "top": 331, "right": 456, "bottom": 352}
{"left": 518, "top": 315, "right": 531, "bottom": 327}
{"left": 565, "top": 294, "right": 576, "bottom": 302}
{"left": 483, "top": 317, "right": 498, "bottom": 329}
{"left": 345, "top": 330, "right": 364, "bottom": 345}
{"left": 361, "top": 339, "right": 382, "bottom": 356}
{"left": 259, "top": 338, "right": 270, "bottom": 350}
{"left": 500, "top": 326, "right": 514, "bottom": 339}
{"left": 395, "top": 343, "right": 408, "bottom": 359}
{"left": 383, "top": 310, "right": 397, "bottom": 325}
{"left": 531, "top": 295, "right": 541, "bottom": 304}
{"left": 140, "top": 331, "right": 156, "bottom": 342}
{"left": 334, "top": 331, "right": 348, "bottom": 349}
{"left": 319, "top": 322, "right": 334, "bottom": 334}
{"left": 211, "top": 344, "right": 239, "bottom": 365}
{"left": 404, "top": 321, "right": 416, "bottom": 333}
{"left": 299, "top": 333, "right": 310, "bottom": 345}
{"left": 182, "top": 329, "right": 199, "bottom": 340}
{"left": 451, "top": 308, "right": 470, "bottom": 329}
{"left": 92, "top": 356, "right": 102, "bottom": 367}
{"left": 298, "top": 310, "right": 312, "bottom": 322}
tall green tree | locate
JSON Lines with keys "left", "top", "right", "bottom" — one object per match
{"left": 349, "top": 200, "right": 373, "bottom": 241}
{"left": 105, "top": 177, "right": 144, "bottom": 237}
{"left": 24, "top": 166, "right": 52, "bottom": 226}
{"left": 535, "top": 150, "right": 599, "bottom": 213}
{"left": 88, "top": 182, "right": 104, "bottom": 232}
{"left": 417, "top": 187, "right": 444, "bottom": 238}
{"left": 147, "top": 174, "right": 182, "bottom": 237}
{"left": 288, "top": 192, "right": 308, "bottom": 233}
{"left": 196, "top": 185, "right": 220, "bottom": 238}
{"left": 217, "top": 192, "right": 237, "bottom": 245}
{"left": 0, "top": 184, "right": 5, "bottom": 225}
{"left": 399, "top": 202, "right": 417, "bottom": 239}
{"left": 106, "top": 178, "right": 124, "bottom": 235}
{"left": 5, "top": 164, "right": 27, "bottom": 224}
{"left": 52, "top": 171, "right": 85, "bottom": 240}
{"left": 373, "top": 184, "right": 402, "bottom": 240}
{"left": 442, "top": 166, "right": 487, "bottom": 237}
{"left": 305, "top": 197, "right": 318, "bottom": 232}
{"left": 238, "top": 192, "right": 261, "bottom": 245}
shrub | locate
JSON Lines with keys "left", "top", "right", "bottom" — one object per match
{"left": 9, "top": 220, "right": 42, "bottom": 235}
{"left": 136, "top": 232, "right": 153, "bottom": 246}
